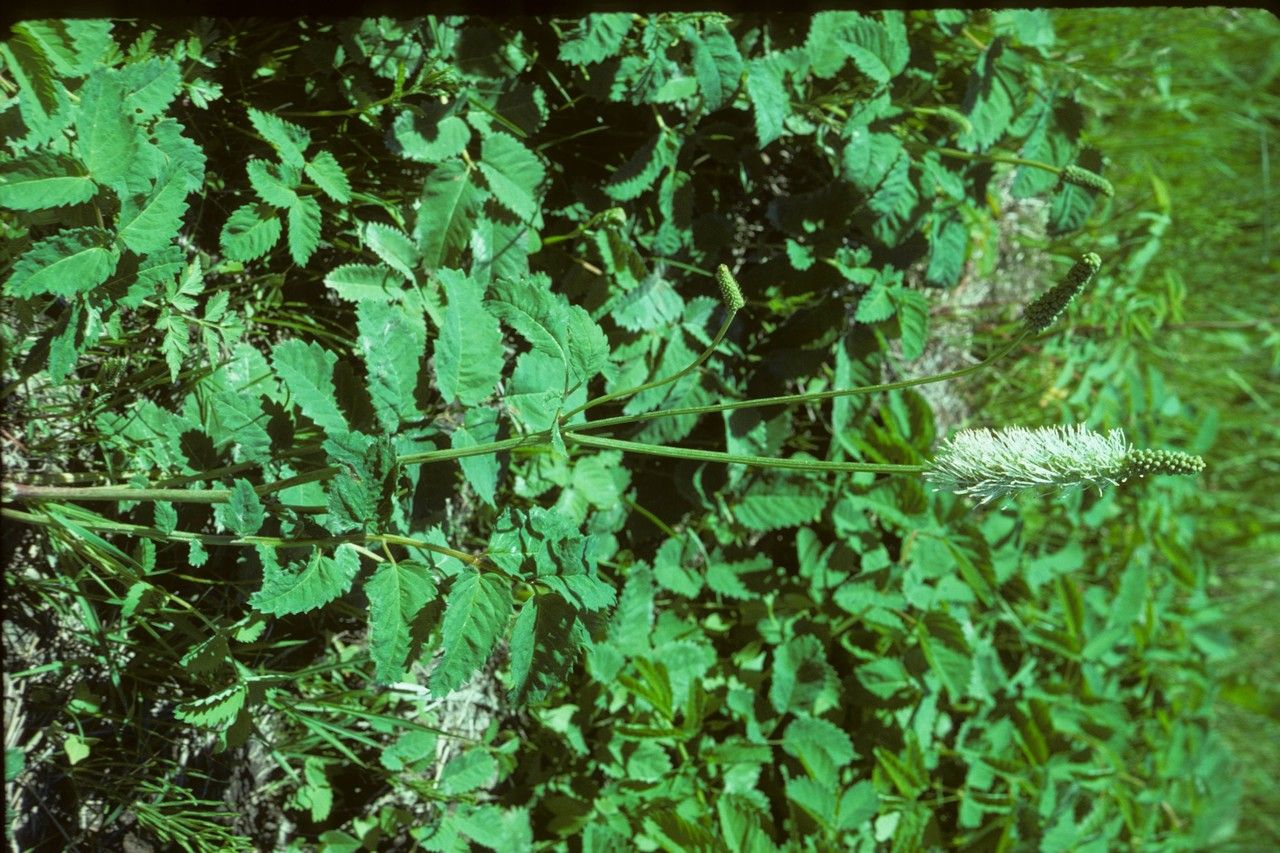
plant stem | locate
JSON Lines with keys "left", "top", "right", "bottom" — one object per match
{"left": 922, "top": 145, "right": 1059, "bottom": 174}
{"left": 565, "top": 433, "right": 924, "bottom": 475}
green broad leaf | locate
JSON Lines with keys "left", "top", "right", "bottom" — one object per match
{"left": 855, "top": 283, "right": 895, "bottom": 324}
{"left": 837, "top": 781, "right": 879, "bottom": 831}
{"left": 0, "top": 152, "right": 96, "bottom": 210}
{"left": 891, "top": 288, "right": 930, "bottom": 360}
{"left": 564, "top": 305, "right": 609, "bottom": 386}
{"left": 393, "top": 110, "right": 471, "bottom": 163}
{"left": 304, "top": 150, "right": 351, "bottom": 203}
{"left": 46, "top": 301, "right": 83, "bottom": 382}
{"left": 219, "top": 203, "right": 282, "bottom": 262}
{"left": 246, "top": 106, "right": 310, "bottom": 167}
{"left": 505, "top": 350, "right": 567, "bottom": 432}
{"left": 958, "top": 38, "right": 1017, "bottom": 152}
{"left": 603, "top": 132, "right": 679, "bottom": 202}
{"left": 746, "top": 57, "right": 788, "bottom": 148}
{"left": 429, "top": 570, "right": 513, "bottom": 696}
{"left": 785, "top": 776, "right": 837, "bottom": 829}
{"left": 363, "top": 220, "right": 418, "bottom": 281}
{"left": 508, "top": 594, "right": 589, "bottom": 703}
{"left": 116, "top": 165, "right": 191, "bottom": 255}
{"left": 1012, "top": 90, "right": 1079, "bottom": 199}
{"left": 250, "top": 544, "right": 361, "bottom": 616}
{"left": 451, "top": 406, "right": 500, "bottom": 507}
{"left": 246, "top": 158, "right": 300, "bottom": 208}
{"left": 784, "top": 715, "right": 857, "bottom": 778}
{"left": 174, "top": 682, "right": 247, "bottom": 730}
{"left": 924, "top": 212, "right": 968, "bottom": 287}
{"left": 198, "top": 388, "right": 271, "bottom": 463}
{"left": 733, "top": 477, "right": 826, "bottom": 532}
{"left": 414, "top": 160, "right": 483, "bottom": 270}
{"left": 357, "top": 300, "right": 425, "bottom": 431}
{"left": 215, "top": 478, "right": 265, "bottom": 536}
{"left": 154, "top": 501, "right": 178, "bottom": 534}
{"left": 1047, "top": 180, "right": 1096, "bottom": 236}
{"left": 717, "top": 796, "right": 776, "bottom": 853}
{"left": 487, "top": 274, "right": 568, "bottom": 371}
{"left": 439, "top": 751, "right": 499, "bottom": 797}
{"left": 324, "top": 263, "right": 405, "bottom": 303}
{"left": 868, "top": 155, "right": 920, "bottom": 247}
{"left": 706, "top": 555, "right": 772, "bottom": 600}
{"left": 653, "top": 537, "right": 703, "bottom": 598}
{"left": 558, "top": 13, "right": 632, "bottom": 65}
{"left": 160, "top": 308, "right": 189, "bottom": 379}
{"left": 436, "top": 268, "right": 505, "bottom": 406}
{"left": 689, "top": 22, "right": 743, "bottom": 112}
{"left": 477, "top": 132, "right": 544, "bottom": 222}
{"left": 769, "top": 635, "right": 840, "bottom": 715}
{"left": 380, "top": 729, "right": 437, "bottom": 773}
{"left": 119, "top": 56, "right": 182, "bottom": 120}
{"left": 5, "top": 227, "right": 118, "bottom": 298}
{"left": 5, "top": 748, "right": 25, "bottom": 783}
{"left": 607, "top": 565, "right": 654, "bottom": 652}
{"left": 451, "top": 805, "right": 534, "bottom": 853}
{"left": 286, "top": 195, "right": 322, "bottom": 266}
{"left": 75, "top": 70, "right": 137, "bottom": 186}
{"left": 14, "top": 20, "right": 111, "bottom": 78}
{"left": 3, "top": 34, "right": 64, "bottom": 133}
{"left": 845, "top": 12, "right": 910, "bottom": 84}
{"left": 271, "top": 339, "right": 349, "bottom": 437}
{"left": 366, "top": 560, "right": 437, "bottom": 682}
{"left": 151, "top": 119, "right": 207, "bottom": 192}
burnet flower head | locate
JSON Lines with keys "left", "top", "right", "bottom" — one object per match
{"left": 926, "top": 424, "right": 1204, "bottom": 504}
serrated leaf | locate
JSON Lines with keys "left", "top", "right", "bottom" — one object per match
{"left": 393, "top": 110, "right": 471, "bottom": 163}
{"left": 485, "top": 273, "right": 578, "bottom": 378}
{"left": 477, "top": 132, "right": 544, "bottom": 222}
{"left": 436, "top": 268, "right": 504, "bottom": 405}
{"left": 924, "top": 211, "right": 968, "bottom": 287}
{"left": 75, "top": 70, "right": 137, "bottom": 186}
{"left": 287, "top": 195, "right": 322, "bottom": 265}
{"left": 734, "top": 477, "right": 825, "bottom": 531}
{"left": 0, "top": 152, "right": 96, "bottom": 210}
{"left": 220, "top": 203, "right": 282, "bottom": 262}
{"left": 116, "top": 165, "right": 190, "bottom": 255}
{"left": 363, "top": 220, "right": 418, "bottom": 280}
{"left": 247, "top": 158, "right": 300, "bottom": 208}
{"left": 855, "top": 284, "right": 895, "bottom": 324}
{"left": 746, "top": 57, "right": 788, "bottom": 148}
{"left": 452, "top": 406, "right": 500, "bottom": 507}
{"left": 247, "top": 106, "right": 310, "bottom": 167}
{"left": 958, "top": 38, "right": 1016, "bottom": 152}
{"left": 250, "top": 545, "right": 361, "bottom": 616}
{"left": 508, "top": 594, "right": 589, "bottom": 704}
{"left": 215, "top": 479, "right": 265, "bottom": 536}
{"left": 603, "top": 132, "right": 678, "bottom": 202}
{"left": 892, "top": 288, "right": 929, "bottom": 360}
{"left": 324, "top": 263, "right": 404, "bottom": 303}
{"left": 271, "top": 339, "right": 349, "bottom": 437}
{"left": 706, "top": 555, "right": 771, "bottom": 600}
{"left": 1047, "top": 180, "right": 1096, "bottom": 236}
{"left": 304, "top": 149, "right": 351, "bottom": 203}
{"left": 429, "top": 571, "right": 513, "bottom": 696}
{"left": 783, "top": 715, "right": 857, "bottom": 776}
{"left": 151, "top": 119, "right": 206, "bottom": 192}
{"left": 415, "top": 160, "right": 483, "bottom": 270}
{"left": 770, "top": 635, "right": 839, "bottom": 715}
{"left": 690, "top": 23, "right": 743, "bottom": 112}
{"left": 175, "top": 682, "right": 247, "bottom": 729}
{"left": 558, "top": 14, "right": 632, "bottom": 65}
{"left": 119, "top": 56, "right": 182, "bottom": 120}
{"left": 5, "top": 227, "right": 118, "bottom": 298}
{"left": 366, "top": 560, "right": 437, "bottom": 682}
{"left": 357, "top": 300, "right": 425, "bottom": 431}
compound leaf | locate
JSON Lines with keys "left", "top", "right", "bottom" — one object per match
{"left": 304, "top": 149, "right": 351, "bottom": 203}
{"left": 247, "top": 106, "right": 310, "bottom": 167}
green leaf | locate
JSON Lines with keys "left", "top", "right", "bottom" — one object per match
{"left": 451, "top": 805, "right": 534, "bottom": 853}
{"left": 508, "top": 594, "right": 589, "bottom": 703}
{"left": 5, "top": 748, "right": 26, "bottom": 783}
{"left": 958, "top": 38, "right": 1016, "bottom": 152}
{"left": 0, "top": 152, "right": 96, "bottom": 210}
{"left": 366, "top": 560, "right": 437, "bottom": 682}
{"left": 733, "top": 476, "right": 825, "bottom": 531}
{"left": 246, "top": 158, "right": 300, "bottom": 208}
{"left": 558, "top": 14, "right": 632, "bottom": 65}
{"left": 357, "top": 300, "right": 425, "bottom": 431}
{"left": 116, "top": 165, "right": 191, "bottom": 255}
{"left": 436, "top": 268, "right": 505, "bottom": 406}
{"left": 219, "top": 203, "right": 282, "bottom": 262}
{"left": 304, "top": 149, "right": 351, "bottom": 203}
{"left": 486, "top": 274, "right": 567, "bottom": 372}
{"left": 363, "top": 220, "right": 418, "bottom": 281}
{"left": 783, "top": 715, "right": 856, "bottom": 777}
{"left": 451, "top": 406, "right": 500, "bottom": 507}
{"left": 439, "top": 751, "right": 499, "bottom": 797}
{"left": 271, "top": 339, "right": 349, "bottom": 437}
{"left": 414, "top": 160, "right": 483, "bottom": 270}
{"left": 837, "top": 781, "right": 879, "bottom": 830}
{"left": 119, "top": 56, "right": 182, "bottom": 120}
{"left": 769, "top": 635, "right": 839, "bottom": 715}
{"left": 429, "top": 571, "right": 513, "bottom": 696}
{"left": 75, "top": 70, "right": 137, "bottom": 186}
{"left": 324, "top": 263, "right": 405, "bottom": 303}
{"left": 924, "top": 212, "right": 968, "bottom": 288}
{"left": 5, "top": 227, "right": 118, "bottom": 298}
{"left": 746, "top": 57, "right": 788, "bottom": 148}
{"left": 477, "top": 132, "right": 544, "bottom": 222}
{"left": 393, "top": 110, "right": 471, "bottom": 163}
{"left": 785, "top": 776, "right": 836, "bottom": 829}
{"left": 653, "top": 537, "right": 703, "bottom": 598}
{"left": 247, "top": 106, "right": 310, "bottom": 167}
{"left": 891, "top": 288, "right": 930, "bottom": 360}
{"left": 690, "top": 22, "right": 743, "bottom": 112}
{"left": 250, "top": 545, "right": 361, "bottom": 616}
{"left": 603, "top": 132, "right": 679, "bottom": 202}
{"left": 174, "top": 682, "right": 247, "bottom": 730}
{"left": 706, "top": 555, "right": 772, "bottom": 600}
{"left": 287, "top": 195, "right": 322, "bottom": 266}
{"left": 215, "top": 478, "right": 265, "bottom": 536}
{"left": 1047, "top": 179, "right": 1096, "bottom": 236}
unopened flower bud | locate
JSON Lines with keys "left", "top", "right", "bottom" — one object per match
{"left": 1023, "top": 253, "right": 1101, "bottom": 333}
{"left": 716, "top": 264, "right": 745, "bottom": 312}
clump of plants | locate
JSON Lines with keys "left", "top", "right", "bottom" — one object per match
{"left": 2, "top": 13, "right": 1230, "bottom": 851}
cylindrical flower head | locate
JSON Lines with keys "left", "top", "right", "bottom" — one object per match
{"left": 1023, "top": 253, "right": 1101, "bottom": 333}
{"left": 926, "top": 424, "right": 1204, "bottom": 503}
{"left": 1058, "top": 165, "right": 1115, "bottom": 198}
{"left": 716, "top": 264, "right": 745, "bottom": 312}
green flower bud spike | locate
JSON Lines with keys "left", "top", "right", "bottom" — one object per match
{"left": 1023, "top": 253, "right": 1102, "bottom": 333}
{"left": 716, "top": 264, "right": 745, "bottom": 312}
{"left": 1058, "top": 165, "right": 1115, "bottom": 198}
{"left": 926, "top": 424, "right": 1204, "bottom": 504}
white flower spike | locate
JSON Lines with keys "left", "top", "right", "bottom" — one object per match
{"left": 925, "top": 424, "right": 1203, "bottom": 504}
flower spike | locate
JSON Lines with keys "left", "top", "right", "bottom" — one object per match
{"left": 1023, "top": 253, "right": 1101, "bottom": 333}
{"left": 716, "top": 264, "right": 745, "bottom": 312}
{"left": 1058, "top": 165, "right": 1115, "bottom": 198}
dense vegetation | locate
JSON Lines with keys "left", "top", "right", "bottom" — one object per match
{"left": 2, "top": 11, "right": 1275, "bottom": 851}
